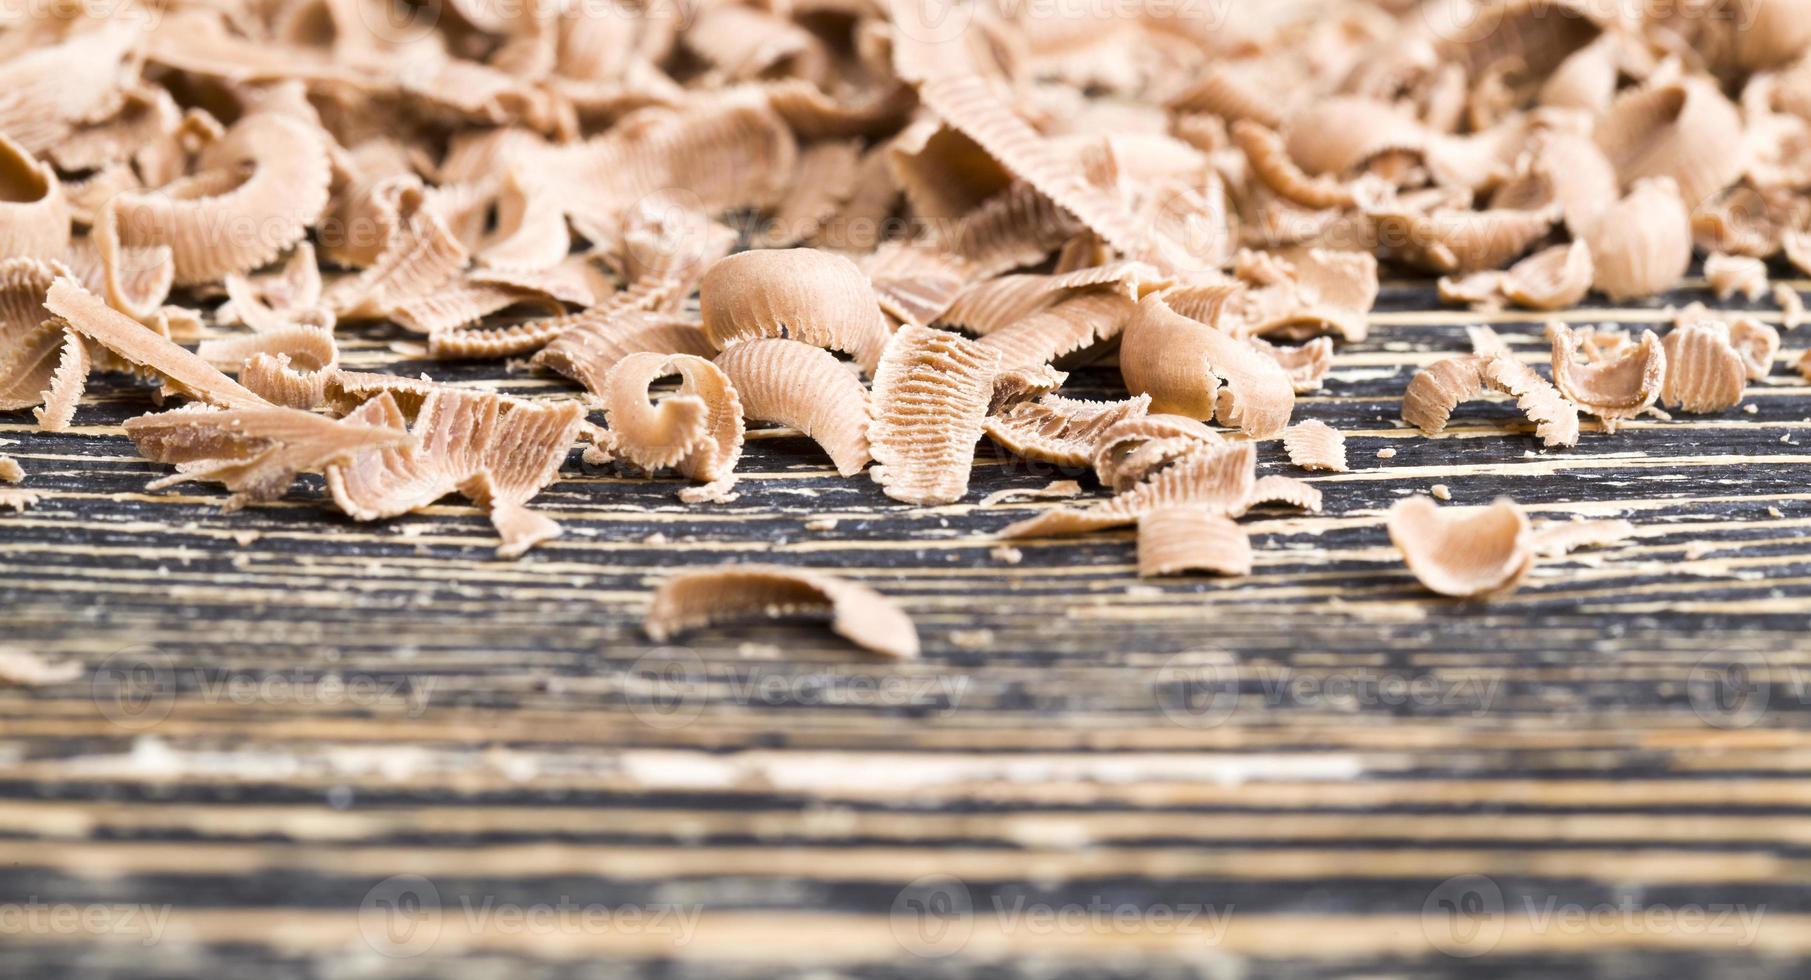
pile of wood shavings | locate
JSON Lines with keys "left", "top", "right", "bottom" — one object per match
{"left": 1, "top": 0, "right": 1809, "bottom": 649}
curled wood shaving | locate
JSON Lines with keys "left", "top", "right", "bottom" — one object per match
{"left": 126, "top": 402, "right": 413, "bottom": 509}
{"left": 1586, "top": 179, "right": 1693, "bottom": 301}
{"left": 699, "top": 248, "right": 889, "bottom": 374}
{"left": 602, "top": 352, "right": 745, "bottom": 503}
{"left": 1248, "top": 336, "right": 1334, "bottom": 393}
{"left": 1402, "top": 353, "right": 1579, "bottom": 448}
{"left": 112, "top": 112, "right": 332, "bottom": 285}
{"left": 1370, "top": 206, "right": 1553, "bottom": 275}
{"left": 1282, "top": 420, "right": 1349, "bottom": 473}
{"left": 646, "top": 565, "right": 919, "bottom": 659}
{"left": 325, "top": 389, "right": 585, "bottom": 557}
{"left": 1119, "top": 294, "right": 1294, "bottom": 439}
{"left": 0, "top": 135, "right": 69, "bottom": 261}
{"left": 45, "top": 278, "right": 266, "bottom": 410}
{"left": 0, "top": 648, "right": 83, "bottom": 688}
{"left": 713, "top": 339, "right": 871, "bottom": 478}
{"left": 999, "top": 442, "right": 1255, "bottom": 540}
{"left": 1547, "top": 322, "right": 1665, "bottom": 432}
{"left": 983, "top": 394, "right": 1150, "bottom": 470}
{"left": 1705, "top": 253, "right": 1769, "bottom": 302}
{"left": 1661, "top": 314, "right": 1751, "bottom": 413}
{"left": 1388, "top": 496, "right": 1535, "bottom": 598}
{"left": 1235, "top": 475, "right": 1324, "bottom": 516}
{"left": 532, "top": 312, "right": 714, "bottom": 395}
{"left": 1501, "top": 242, "right": 1594, "bottom": 311}
{"left": 1596, "top": 77, "right": 1745, "bottom": 210}
{"left": 0, "top": 259, "right": 72, "bottom": 416}
{"left": 1137, "top": 509, "right": 1252, "bottom": 579}
{"left": 868, "top": 325, "right": 1000, "bottom": 505}
{"left": 198, "top": 325, "right": 340, "bottom": 410}
{"left": 1532, "top": 519, "right": 1638, "bottom": 558}
{"left": 978, "top": 292, "right": 1139, "bottom": 372}
{"left": 1729, "top": 318, "right": 1781, "bottom": 381}
{"left": 220, "top": 243, "right": 326, "bottom": 333}
{"left": 1092, "top": 414, "right": 1224, "bottom": 493}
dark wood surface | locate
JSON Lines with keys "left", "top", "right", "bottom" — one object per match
{"left": 3, "top": 274, "right": 1811, "bottom": 978}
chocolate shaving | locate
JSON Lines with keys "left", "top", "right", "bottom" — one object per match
{"left": 601, "top": 352, "right": 745, "bottom": 503}
{"left": 1137, "top": 509, "right": 1252, "bottom": 579}
{"left": 1282, "top": 420, "right": 1349, "bottom": 473}
{"left": 714, "top": 339, "right": 872, "bottom": 478}
{"left": 1547, "top": 322, "right": 1665, "bottom": 432}
{"left": 699, "top": 248, "right": 889, "bottom": 374}
{"left": 998, "top": 442, "right": 1255, "bottom": 540}
{"left": 1388, "top": 496, "right": 1535, "bottom": 598}
{"left": 646, "top": 565, "right": 919, "bottom": 659}
{"left": 984, "top": 394, "right": 1150, "bottom": 470}
{"left": 1402, "top": 352, "right": 1579, "bottom": 448}
{"left": 868, "top": 325, "right": 1000, "bottom": 506}
{"left": 1705, "top": 253, "right": 1769, "bottom": 302}
{"left": 1120, "top": 294, "right": 1294, "bottom": 439}
{"left": 1662, "top": 313, "right": 1751, "bottom": 413}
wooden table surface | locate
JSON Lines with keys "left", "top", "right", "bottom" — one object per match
{"left": 3, "top": 274, "right": 1810, "bottom": 978}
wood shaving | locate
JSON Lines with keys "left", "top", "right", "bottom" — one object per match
{"left": 1662, "top": 313, "right": 1752, "bottom": 413}
{"left": 646, "top": 565, "right": 918, "bottom": 659}
{"left": 1120, "top": 294, "right": 1293, "bottom": 439}
{"left": 1388, "top": 496, "right": 1534, "bottom": 598}
{"left": 1705, "top": 253, "right": 1769, "bottom": 301}
{"left": 1091, "top": 414, "right": 1224, "bottom": 493}
{"left": 1137, "top": 509, "right": 1252, "bottom": 579}
{"left": 1402, "top": 352, "right": 1579, "bottom": 448}
{"left": 999, "top": 442, "right": 1255, "bottom": 540}
{"left": 1249, "top": 336, "right": 1334, "bottom": 393}
{"left": 0, "top": 647, "right": 82, "bottom": 688}
{"left": 1547, "top": 322, "right": 1665, "bottom": 433}
{"left": 868, "top": 325, "right": 1000, "bottom": 506}
{"left": 1282, "top": 420, "right": 1349, "bottom": 473}
{"left": 714, "top": 339, "right": 872, "bottom": 478}
{"left": 600, "top": 353, "right": 744, "bottom": 504}
{"left": 1532, "top": 519, "right": 1638, "bottom": 558}
{"left": 983, "top": 394, "right": 1149, "bottom": 471}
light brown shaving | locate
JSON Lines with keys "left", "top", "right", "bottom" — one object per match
{"left": 1235, "top": 475, "right": 1324, "bottom": 516}
{"left": 126, "top": 402, "right": 413, "bottom": 509}
{"left": 323, "top": 389, "right": 584, "bottom": 557}
{"left": 699, "top": 248, "right": 889, "bottom": 375}
{"left": 0, "top": 135, "right": 69, "bottom": 261}
{"left": 1137, "top": 509, "right": 1252, "bottom": 579}
{"left": 1501, "top": 242, "right": 1594, "bottom": 311}
{"left": 1546, "top": 322, "right": 1664, "bottom": 432}
{"left": 978, "top": 292, "right": 1139, "bottom": 372}
{"left": 533, "top": 313, "right": 716, "bottom": 396}
{"left": 1662, "top": 315, "right": 1751, "bottom": 413}
{"left": 1119, "top": 294, "right": 1294, "bottom": 439}
{"left": 1248, "top": 336, "right": 1334, "bottom": 393}
{"left": 998, "top": 442, "right": 1255, "bottom": 540}
{"left": 1532, "top": 519, "right": 1638, "bottom": 558}
{"left": 1388, "top": 496, "right": 1535, "bottom": 598}
{"left": 983, "top": 394, "right": 1150, "bottom": 470}
{"left": 1586, "top": 178, "right": 1693, "bottom": 301}
{"left": 1402, "top": 353, "right": 1580, "bottom": 448}
{"left": 646, "top": 565, "right": 919, "bottom": 659}
{"left": 867, "top": 325, "right": 1001, "bottom": 506}
{"left": 45, "top": 278, "right": 267, "bottom": 410}
{"left": 198, "top": 325, "right": 341, "bottom": 410}
{"left": 1705, "top": 253, "right": 1769, "bottom": 302}
{"left": 0, "top": 648, "right": 83, "bottom": 688}
{"left": 602, "top": 352, "right": 745, "bottom": 503}
{"left": 1091, "top": 414, "right": 1225, "bottom": 493}
{"left": 1596, "top": 77, "right": 1745, "bottom": 210}
{"left": 0, "top": 456, "right": 20, "bottom": 484}
{"left": 1729, "top": 318, "right": 1781, "bottom": 381}
{"left": 713, "top": 339, "right": 872, "bottom": 478}
{"left": 1282, "top": 420, "right": 1349, "bottom": 473}
{"left": 1370, "top": 207, "right": 1553, "bottom": 275}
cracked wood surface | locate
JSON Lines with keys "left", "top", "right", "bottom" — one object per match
{"left": 2, "top": 273, "right": 1810, "bottom": 979}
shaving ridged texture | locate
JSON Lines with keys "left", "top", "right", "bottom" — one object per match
{"left": 936, "top": 181, "right": 1082, "bottom": 278}
{"left": 999, "top": 441, "right": 1255, "bottom": 540}
{"left": 221, "top": 244, "right": 325, "bottom": 333}
{"left": 1728, "top": 318, "right": 1781, "bottom": 381}
{"left": 754, "top": 141, "right": 862, "bottom": 248}
{"left": 1388, "top": 496, "right": 1534, "bottom": 598}
{"left": 1282, "top": 420, "right": 1348, "bottom": 473}
{"left": 1596, "top": 77, "right": 1745, "bottom": 209}
{"left": 32, "top": 332, "right": 91, "bottom": 433}
{"left": 1532, "top": 518, "right": 1638, "bottom": 558}
{"left": 111, "top": 112, "right": 332, "bottom": 285}
{"left": 601, "top": 352, "right": 744, "bottom": 503}
{"left": 713, "top": 339, "right": 872, "bottom": 477}
{"left": 1236, "top": 475, "right": 1323, "bottom": 516}
{"left": 978, "top": 292, "right": 1138, "bottom": 372}
{"left": 1370, "top": 207, "right": 1552, "bottom": 274}
{"left": 199, "top": 325, "right": 340, "bottom": 411}
{"left": 1546, "top": 322, "right": 1663, "bottom": 433}
{"left": 125, "top": 399, "right": 411, "bottom": 507}
{"left": 1661, "top": 318, "right": 1751, "bottom": 413}
{"left": 1119, "top": 294, "right": 1294, "bottom": 438}
{"left": 1501, "top": 242, "right": 1593, "bottom": 311}
{"left": 1137, "top": 509, "right": 1252, "bottom": 579}
{"left": 45, "top": 278, "right": 267, "bottom": 410}
{"left": 1705, "top": 253, "right": 1769, "bottom": 301}
{"left": 1282, "top": 97, "right": 1425, "bottom": 176}
{"left": 1091, "top": 414, "right": 1224, "bottom": 492}
{"left": 324, "top": 389, "right": 584, "bottom": 557}
{"left": 699, "top": 249, "right": 889, "bottom": 374}
{"left": 646, "top": 565, "right": 919, "bottom": 659}
{"left": 866, "top": 325, "right": 1000, "bottom": 506}
{"left": 1586, "top": 179, "right": 1693, "bottom": 301}
{"left": 328, "top": 190, "right": 471, "bottom": 321}
{"left": 1249, "top": 336, "right": 1333, "bottom": 393}
{"left": 533, "top": 313, "right": 715, "bottom": 396}
{"left": 983, "top": 393, "right": 1150, "bottom": 469}
{"left": 942, "top": 262, "right": 1164, "bottom": 336}
{"left": 1403, "top": 352, "right": 1580, "bottom": 448}
{"left": 0, "top": 135, "right": 69, "bottom": 260}
{"left": 1232, "top": 120, "right": 1374, "bottom": 211}
{"left": 0, "top": 259, "right": 72, "bottom": 415}
{"left": 862, "top": 241, "right": 970, "bottom": 328}
{"left": 392, "top": 284, "right": 565, "bottom": 337}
